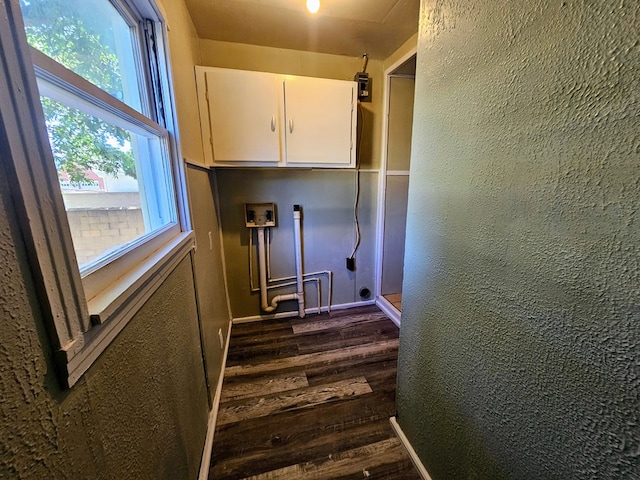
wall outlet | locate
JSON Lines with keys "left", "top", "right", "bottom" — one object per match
{"left": 218, "top": 328, "right": 224, "bottom": 349}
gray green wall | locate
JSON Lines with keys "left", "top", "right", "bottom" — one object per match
{"left": 397, "top": 1, "right": 640, "bottom": 479}
{"left": 215, "top": 169, "right": 377, "bottom": 318}
{"left": 382, "top": 175, "right": 410, "bottom": 295}
{"left": 0, "top": 0, "right": 232, "bottom": 477}
{"left": 0, "top": 161, "right": 208, "bottom": 479}
{"left": 187, "top": 165, "right": 231, "bottom": 389}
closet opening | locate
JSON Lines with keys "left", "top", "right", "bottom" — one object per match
{"left": 375, "top": 51, "right": 416, "bottom": 326}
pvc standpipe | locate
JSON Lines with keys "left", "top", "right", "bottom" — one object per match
{"left": 256, "top": 205, "right": 305, "bottom": 317}
{"left": 292, "top": 205, "right": 305, "bottom": 318}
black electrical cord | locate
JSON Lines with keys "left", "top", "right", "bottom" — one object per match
{"left": 348, "top": 101, "right": 365, "bottom": 261}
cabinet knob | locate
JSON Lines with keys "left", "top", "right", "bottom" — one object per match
{"left": 289, "top": 118, "right": 294, "bottom": 134}
{"left": 270, "top": 116, "right": 276, "bottom": 132}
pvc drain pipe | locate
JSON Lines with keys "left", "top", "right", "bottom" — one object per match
{"left": 257, "top": 205, "right": 305, "bottom": 317}
{"left": 292, "top": 205, "right": 305, "bottom": 318}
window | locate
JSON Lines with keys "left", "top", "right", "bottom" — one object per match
{"left": 0, "top": 0, "right": 193, "bottom": 386}
{"left": 21, "top": 0, "right": 178, "bottom": 274}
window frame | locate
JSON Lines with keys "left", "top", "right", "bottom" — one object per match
{"left": 0, "top": 0, "right": 193, "bottom": 387}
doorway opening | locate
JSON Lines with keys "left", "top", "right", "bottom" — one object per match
{"left": 375, "top": 51, "right": 416, "bottom": 326}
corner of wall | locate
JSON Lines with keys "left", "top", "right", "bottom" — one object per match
{"left": 383, "top": 33, "right": 418, "bottom": 72}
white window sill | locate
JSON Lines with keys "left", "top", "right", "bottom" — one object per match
{"left": 64, "top": 231, "right": 195, "bottom": 386}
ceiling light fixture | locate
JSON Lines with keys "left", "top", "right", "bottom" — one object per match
{"left": 306, "top": 0, "right": 320, "bottom": 14}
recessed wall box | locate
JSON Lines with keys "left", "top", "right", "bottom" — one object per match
{"left": 245, "top": 203, "right": 276, "bottom": 227}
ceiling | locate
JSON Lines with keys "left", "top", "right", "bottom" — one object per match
{"left": 183, "top": 0, "right": 420, "bottom": 60}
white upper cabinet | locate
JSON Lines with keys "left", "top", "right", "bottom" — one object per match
{"left": 195, "top": 66, "right": 356, "bottom": 168}
{"left": 196, "top": 68, "right": 283, "bottom": 165}
{"left": 283, "top": 75, "right": 355, "bottom": 167}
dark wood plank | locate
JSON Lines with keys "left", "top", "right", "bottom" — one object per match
{"left": 240, "top": 437, "right": 411, "bottom": 479}
{"left": 211, "top": 391, "right": 397, "bottom": 463}
{"left": 290, "top": 305, "right": 381, "bottom": 323}
{"left": 294, "top": 323, "right": 400, "bottom": 355}
{"left": 290, "top": 310, "right": 390, "bottom": 334}
{"left": 219, "top": 372, "right": 309, "bottom": 402}
{"left": 217, "top": 377, "right": 373, "bottom": 426}
{"left": 224, "top": 338, "right": 399, "bottom": 378}
{"left": 209, "top": 306, "right": 419, "bottom": 479}
{"left": 210, "top": 400, "right": 398, "bottom": 478}
{"left": 219, "top": 350, "right": 398, "bottom": 397}
{"left": 230, "top": 318, "right": 293, "bottom": 336}
{"left": 306, "top": 357, "right": 399, "bottom": 394}
{"left": 225, "top": 340, "right": 299, "bottom": 366}
{"left": 332, "top": 458, "right": 421, "bottom": 480}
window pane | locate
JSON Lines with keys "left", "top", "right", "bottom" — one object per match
{"left": 42, "top": 95, "right": 176, "bottom": 270}
{"left": 20, "top": 0, "right": 143, "bottom": 112}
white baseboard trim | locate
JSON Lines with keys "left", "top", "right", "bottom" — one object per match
{"left": 197, "top": 406, "right": 217, "bottom": 480}
{"left": 328, "top": 299, "right": 376, "bottom": 310}
{"left": 389, "top": 416, "right": 433, "bottom": 480}
{"left": 198, "top": 319, "right": 232, "bottom": 480}
{"left": 376, "top": 297, "right": 401, "bottom": 327}
{"left": 232, "top": 299, "right": 377, "bottom": 324}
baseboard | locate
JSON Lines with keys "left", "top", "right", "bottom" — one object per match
{"left": 376, "top": 297, "right": 401, "bottom": 327}
{"left": 198, "top": 318, "right": 232, "bottom": 480}
{"left": 327, "top": 299, "right": 376, "bottom": 310}
{"left": 389, "top": 416, "right": 433, "bottom": 480}
{"left": 232, "top": 299, "right": 377, "bottom": 324}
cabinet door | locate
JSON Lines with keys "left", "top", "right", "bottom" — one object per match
{"left": 284, "top": 76, "right": 356, "bottom": 167}
{"left": 204, "top": 68, "right": 282, "bottom": 164}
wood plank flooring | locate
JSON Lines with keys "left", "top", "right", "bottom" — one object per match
{"left": 209, "top": 306, "right": 420, "bottom": 480}
{"left": 383, "top": 293, "right": 402, "bottom": 312}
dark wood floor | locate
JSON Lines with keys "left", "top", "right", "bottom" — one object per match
{"left": 208, "top": 305, "right": 421, "bottom": 480}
